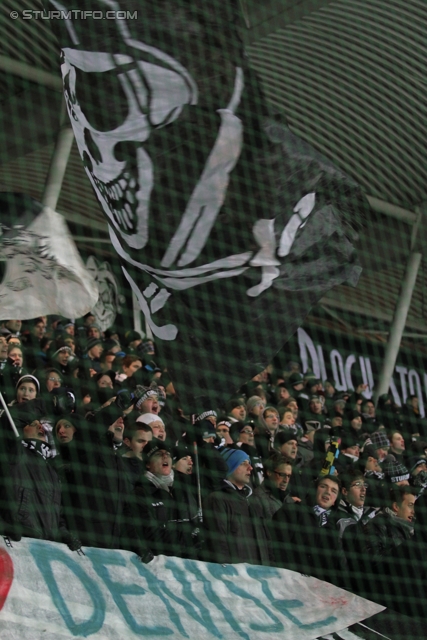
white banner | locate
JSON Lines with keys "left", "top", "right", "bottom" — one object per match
{"left": 0, "top": 537, "right": 383, "bottom": 639}
{"left": 0, "top": 207, "right": 99, "bottom": 320}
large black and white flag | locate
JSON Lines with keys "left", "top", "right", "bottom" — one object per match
{"left": 0, "top": 193, "right": 99, "bottom": 320}
{"left": 46, "top": 0, "right": 368, "bottom": 411}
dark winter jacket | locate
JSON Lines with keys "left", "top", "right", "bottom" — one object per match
{"left": 401, "top": 403, "right": 426, "bottom": 441}
{"left": 296, "top": 437, "right": 314, "bottom": 465}
{"left": 254, "top": 429, "right": 273, "bottom": 461}
{"left": 251, "top": 481, "right": 294, "bottom": 519}
{"left": 343, "top": 507, "right": 420, "bottom": 610}
{"left": 281, "top": 450, "right": 311, "bottom": 501}
{"left": 0, "top": 360, "right": 27, "bottom": 405}
{"left": 197, "top": 442, "right": 229, "bottom": 499}
{"left": 57, "top": 411, "right": 147, "bottom": 555}
{"left": 362, "top": 508, "right": 414, "bottom": 563}
{"left": 121, "top": 455, "right": 145, "bottom": 490}
{"left": 335, "top": 499, "right": 378, "bottom": 539}
{"left": 172, "top": 470, "right": 199, "bottom": 525}
{"left": 203, "top": 480, "right": 272, "bottom": 565}
{"left": 133, "top": 473, "right": 198, "bottom": 559}
{"left": 270, "top": 501, "right": 347, "bottom": 585}
{"left": 363, "top": 470, "right": 389, "bottom": 509}
{"left": 0, "top": 434, "right": 73, "bottom": 545}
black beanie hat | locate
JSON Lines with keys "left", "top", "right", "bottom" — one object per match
{"left": 11, "top": 398, "right": 46, "bottom": 432}
{"left": 143, "top": 439, "right": 170, "bottom": 461}
{"left": 94, "top": 370, "right": 116, "bottom": 387}
{"left": 407, "top": 456, "right": 427, "bottom": 474}
{"left": 125, "top": 330, "right": 142, "bottom": 345}
{"left": 171, "top": 442, "right": 192, "bottom": 463}
{"left": 275, "top": 430, "right": 298, "bottom": 447}
{"left": 347, "top": 409, "right": 362, "bottom": 420}
{"left": 225, "top": 398, "right": 245, "bottom": 413}
{"left": 341, "top": 431, "right": 360, "bottom": 450}
{"left": 86, "top": 337, "right": 103, "bottom": 352}
{"left": 288, "top": 372, "right": 304, "bottom": 387}
{"left": 198, "top": 419, "right": 216, "bottom": 439}
{"left": 195, "top": 410, "right": 218, "bottom": 422}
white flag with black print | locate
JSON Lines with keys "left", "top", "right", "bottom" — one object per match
{"left": 0, "top": 193, "right": 98, "bottom": 320}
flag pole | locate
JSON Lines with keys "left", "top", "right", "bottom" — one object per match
{"left": 0, "top": 391, "right": 19, "bottom": 438}
{"left": 191, "top": 414, "right": 203, "bottom": 523}
{"left": 41, "top": 98, "right": 74, "bottom": 211}
{"left": 193, "top": 441, "right": 203, "bottom": 523}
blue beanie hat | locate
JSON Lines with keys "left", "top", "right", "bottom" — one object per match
{"left": 220, "top": 448, "right": 250, "bottom": 476}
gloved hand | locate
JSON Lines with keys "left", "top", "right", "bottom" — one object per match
{"left": 191, "top": 528, "right": 204, "bottom": 551}
{"left": 0, "top": 526, "right": 21, "bottom": 542}
{"left": 139, "top": 549, "right": 155, "bottom": 564}
{"left": 65, "top": 533, "right": 83, "bottom": 552}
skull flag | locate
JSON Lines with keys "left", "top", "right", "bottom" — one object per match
{"left": 46, "top": 0, "right": 368, "bottom": 411}
{"left": 0, "top": 193, "right": 99, "bottom": 320}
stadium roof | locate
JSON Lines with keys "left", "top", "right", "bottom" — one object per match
{"left": 1, "top": 0, "right": 427, "bottom": 338}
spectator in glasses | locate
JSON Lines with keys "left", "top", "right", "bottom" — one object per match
{"left": 251, "top": 453, "right": 295, "bottom": 519}
{"left": 336, "top": 468, "right": 378, "bottom": 539}
{"left": 44, "top": 368, "right": 62, "bottom": 393}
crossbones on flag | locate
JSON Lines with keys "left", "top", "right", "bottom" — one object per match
{"left": 46, "top": 0, "right": 369, "bottom": 411}
{"left": 0, "top": 193, "right": 99, "bottom": 320}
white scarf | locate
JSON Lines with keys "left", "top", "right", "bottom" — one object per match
{"left": 145, "top": 470, "right": 174, "bottom": 491}
{"left": 351, "top": 505, "right": 364, "bottom": 521}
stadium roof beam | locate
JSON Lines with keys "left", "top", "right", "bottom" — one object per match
{"left": 318, "top": 297, "right": 427, "bottom": 333}
{"left": 366, "top": 196, "right": 416, "bottom": 224}
{"left": 374, "top": 204, "right": 425, "bottom": 403}
{"left": 0, "top": 55, "right": 62, "bottom": 91}
{"left": 361, "top": 330, "right": 427, "bottom": 339}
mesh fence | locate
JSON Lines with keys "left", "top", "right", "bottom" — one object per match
{"left": 0, "top": 1, "right": 426, "bottom": 637}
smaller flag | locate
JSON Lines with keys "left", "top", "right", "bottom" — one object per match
{"left": 0, "top": 193, "right": 99, "bottom": 320}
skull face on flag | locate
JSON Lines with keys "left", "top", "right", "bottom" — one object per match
{"left": 61, "top": 31, "right": 198, "bottom": 252}
{"left": 48, "top": 0, "right": 367, "bottom": 410}
{"left": 59, "top": 5, "right": 253, "bottom": 312}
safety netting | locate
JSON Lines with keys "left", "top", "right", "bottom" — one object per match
{"left": 0, "top": 2, "right": 426, "bottom": 639}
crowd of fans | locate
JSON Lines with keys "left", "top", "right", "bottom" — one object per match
{"left": 1, "top": 313, "right": 427, "bottom": 612}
